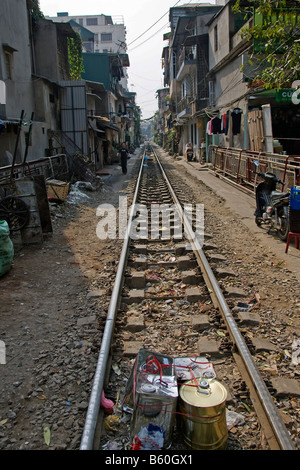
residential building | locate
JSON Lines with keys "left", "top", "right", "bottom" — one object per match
{"left": 162, "top": 1, "right": 300, "bottom": 163}
{"left": 0, "top": 2, "right": 140, "bottom": 177}
{"left": 0, "top": 0, "right": 77, "bottom": 168}
{"left": 162, "top": 3, "right": 222, "bottom": 159}
{"left": 46, "top": 12, "right": 128, "bottom": 90}
{"left": 206, "top": 0, "right": 300, "bottom": 157}
{"left": 45, "top": 11, "right": 140, "bottom": 168}
{"left": 156, "top": 88, "right": 170, "bottom": 148}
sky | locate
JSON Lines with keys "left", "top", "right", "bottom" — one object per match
{"left": 38, "top": 0, "right": 217, "bottom": 120}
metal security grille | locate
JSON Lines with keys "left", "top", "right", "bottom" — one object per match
{"left": 59, "top": 80, "right": 88, "bottom": 156}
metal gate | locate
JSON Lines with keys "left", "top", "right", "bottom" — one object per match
{"left": 59, "top": 80, "right": 88, "bottom": 155}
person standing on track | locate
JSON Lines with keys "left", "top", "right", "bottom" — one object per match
{"left": 119, "top": 142, "right": 128, "bottom": 174}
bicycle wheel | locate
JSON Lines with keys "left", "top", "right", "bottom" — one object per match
{"left": 0, "top": 196, "right": 30, "bottom": 231}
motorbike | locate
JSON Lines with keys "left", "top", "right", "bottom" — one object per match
{"left": 254, "top": 169, "right": 290, "bottom": 241}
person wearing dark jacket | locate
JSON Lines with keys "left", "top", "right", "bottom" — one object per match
{"left": 119, "top": 142, "right": 128, "bottom": 174}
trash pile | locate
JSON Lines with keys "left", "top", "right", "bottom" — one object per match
{"left": 119, "top": 348, "right": 228, "bottom": 451}
{"left": 66, "top": 181, "right": 94, "bottom": 205}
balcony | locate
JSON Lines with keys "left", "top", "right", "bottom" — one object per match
{"left": 176, "top": 46, "right": 197, "bottom": 81}
{"left": 177, "top": 95, "right": 191, "bottom": 119}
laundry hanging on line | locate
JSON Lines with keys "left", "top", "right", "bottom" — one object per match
{"left": 206, "top": 108, "right": 242, "bottom": 136}
{"left": 231, "top": 108, "right": 243, "bottom": 135}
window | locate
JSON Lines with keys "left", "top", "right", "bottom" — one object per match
{"left": 182, "top": 76, "right": 191, "bottom": 98}
{"left": 214, "top": 25, "right": 218, "bottom": 52}
{"left": 101, "top": 33, "right": 112, "bottom": 42}
{"left": 86, "top": 18, "right": 98, "bottom": 26}
{"left": 172, "top": 51, "right": 176, "bottom": 81}
{"left": 4, "top": 52, "right": 13, "bottom": 79}
{"left": 83, "top": 42, "right": 93, "bottom": 52}
{"left": 209, "top": 80, "right": 216, "bottom": 107}
{"left": 3, "top": 44, "right": 16, "bottom": 80}
{"left": 79, "top": 18, "right": 83, "bottom": 26}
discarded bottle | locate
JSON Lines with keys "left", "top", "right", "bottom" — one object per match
{"left": 0, "top": 220, "right": 14, "bottom": 277}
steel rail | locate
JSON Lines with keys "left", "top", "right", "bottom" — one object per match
{"left": 80, "top": 150, "right": 145, "bottom": 450}
{"left": 153, "top": 146, "right": 295, "bottom": 451}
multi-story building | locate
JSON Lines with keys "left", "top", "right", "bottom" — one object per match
{"left": 45, "top": 11, "right": 140, "bottom": 165}
{"left": 162, "top": 3, "right": 222, "bottom": 159}
{"left": 155, "top": 88, "right": 170, "bottom": 148}
{"left": 46, "top": 12, "right": 128, "bottom": 90}
{"left": 0, "top": 0, "right": 141, "bottom": 180}
{"left": 0, "top": 1, "right": 77, "bottom": 168}
{"left": 206, "top": 0, "right": 300, "bottom": 157}
{"left": 163, "top": 0, "right": 300, "bottom": 162}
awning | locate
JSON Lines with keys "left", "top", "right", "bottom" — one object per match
{"left": 100, "top": 122, "right": 120, "bottom": 132}
{"left": 88, "top": 117, "right": 107, "bottom": 136}
{"left": 2, "top": 44, "right": 18, "bottom": 53}
{"left": 91, "top": 116, "right": 120, "bottom": 133}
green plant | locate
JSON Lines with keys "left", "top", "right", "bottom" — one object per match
{"left": 31, "top": 0, "right": 44, "bottom": 20}
{"left": 166, "top": 127, "right": 177, "bottom": 154}
{"left": 68, "top": 33, "right": 84, "bottom": 80}
{"left": 233, "top": 0, "right": 300, "bottom": 89}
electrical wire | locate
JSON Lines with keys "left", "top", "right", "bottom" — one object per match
{"left": 127, "top": 0, "right": 183, "bottom": 47}
{"left": 128, "top": 22, "right": 170, "bottom": 52}
{"left": 130, "top": 72, "right": 162, "bottom": 82}
{"left": 128, "top": 0, "right": 195, "bottom": 52}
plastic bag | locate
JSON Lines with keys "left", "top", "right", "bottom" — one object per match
{"left": 0, "top": 220, "right": 14, "bottom": 277}
{"left": 132, "top": 423, "right": 164, "bottom": 450}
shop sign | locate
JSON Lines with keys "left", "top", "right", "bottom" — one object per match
{"left": 275, "top": 88, "right": 299, "bottom": 103}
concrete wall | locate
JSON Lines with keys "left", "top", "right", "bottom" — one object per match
{"left": 0, "top": 1, "right": 41, "bottom": 165}
{"left": 0, "top": 2, "right": 72, "bottom": 166}
{"left": 34, "top": 19, "right": 61, "bottom": 83}
{"left": 207, "top": 4, "right": 251, "bottom": 150}
{"left": 208, "top": 7, "right": 231, "bottom": 70}
{"left": 214, "top": 55, "right": 247, "bottom": 109}
{"left": 0, "top": 0, "right": 35, "bottom": 122}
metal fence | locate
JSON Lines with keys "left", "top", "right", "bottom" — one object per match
{"left": 0, "top": 154, "right": 69, "bottom": 187}
{"left": 209, "top": 145, "right": 300, "bottom": 194}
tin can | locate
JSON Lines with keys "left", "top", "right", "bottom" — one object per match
{"left": 131, "top": 374, "right": 178, "bottom": 448}
{"left": 179, "top": 378, "right": 228, "bottom": 450}
{"left": 174, "top": 356, "right": 216, "bottom": 382}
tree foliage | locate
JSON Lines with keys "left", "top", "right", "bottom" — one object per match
{"left": 31, "top": 0, "right": 44, "bottom": 19}
{"left": 233, "top": 0, "right": 300, "bottom": 89}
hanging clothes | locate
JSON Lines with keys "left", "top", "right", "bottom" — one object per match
{"left": 211, "top": 116, "right": 222, "bottom": 134}
{"left": 206, "top": 119, "right": 213, "bottom": 135}
{"left": 231, "top": 108, "right": 243, "bottom": 135}
{"left": 221, "top": 113, "right": 227, "bottom": 134}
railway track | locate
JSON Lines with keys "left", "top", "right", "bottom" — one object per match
{"left": 80, "top": 143, "right": 296, "bottom": 452}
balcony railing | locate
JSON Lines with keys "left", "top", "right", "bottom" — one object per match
{"left": 177, "top": 95, "right": 192, "bottom": 116}
{"left": 176, "top": 46, "right": 197, "bottom": 81}
{"left": 177, "top": 46, "right": 197, "bottom": 71}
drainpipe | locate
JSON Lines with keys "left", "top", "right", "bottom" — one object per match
{"left": 243, "top": 103, "right": 249, "bottom": 149}
{"left": 262, "top": 104, "right": 274, "bottom": 153}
